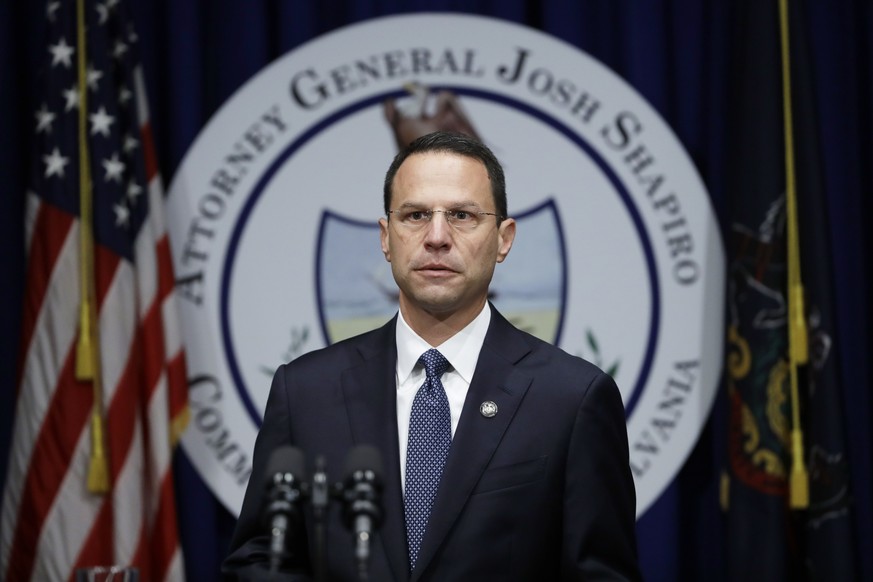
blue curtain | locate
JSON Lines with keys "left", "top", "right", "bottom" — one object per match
{"left": 2, "top": 1, "right": 870, "bottom": 580}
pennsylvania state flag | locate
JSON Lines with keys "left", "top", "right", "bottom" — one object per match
{"left": 723, "top": 0, "right": 856, "bottom": 580}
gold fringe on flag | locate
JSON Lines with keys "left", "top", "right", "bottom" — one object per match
{"left": 76, "top": 0, "right": 109, "bottom": 494}
{"left": 170, "top": 407, "right": 191, "bottom": 449}
{"left": 778, "top": 0, "right": 809, "bottom": 510}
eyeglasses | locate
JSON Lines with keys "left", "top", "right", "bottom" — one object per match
{"left": 387, "top": 208, "right": 503, "bottom": 232}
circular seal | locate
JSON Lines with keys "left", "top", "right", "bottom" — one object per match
{"left": 480, "top": 401, "right": 499, "bottom": 418}
{"left": 167, "top": 13, "right": 724, "bottom": 517}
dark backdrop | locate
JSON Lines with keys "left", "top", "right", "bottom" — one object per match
{"left": 1, "top": 1, "right": 870, "bottom": 580}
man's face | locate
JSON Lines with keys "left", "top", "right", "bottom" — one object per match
{"left": 379, "top": 152, "right": 515, "bottom": 323}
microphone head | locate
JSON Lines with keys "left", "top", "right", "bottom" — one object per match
{"left": 341, "top": 445, "right": 383, "bottom": 530}
{"left": 343, "top": 444, "right": 383, "bottom": 484}
{"left": 265, "top": 445, "right": 306, "bottom": 487}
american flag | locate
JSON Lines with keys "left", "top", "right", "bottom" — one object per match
{"left": 1, "top": 0, "right": 188, "bottom": 580}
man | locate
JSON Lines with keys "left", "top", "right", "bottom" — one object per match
{"left": 224, "top": 132, "right": 640, "bottom": 581}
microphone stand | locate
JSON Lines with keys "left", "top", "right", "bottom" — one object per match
{"left": 340, "top": 446, "right": 383, "bottom": 582}
{"left": 310, "top": 456, "right": 329, "bottom": 582}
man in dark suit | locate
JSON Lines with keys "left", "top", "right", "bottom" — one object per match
{"left": 224, "top": 132, "right": 640, "bottom": 581}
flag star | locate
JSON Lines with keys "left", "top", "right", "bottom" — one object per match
{"left": 106, "top": 0, "right": 120, "bottom": 8}
{"left": 43, "top": 147, "right": 69, "bottom": 178}
{"left": 35, "top": 104, "right": 56, "bottom": 134}
{"left": 48, "top": 37, "right": 74, "bottom": 68}
{"left": 89, "top": 106, "right": 115, "bottom": 137}
{"left": 112, "top": 39, "right": 128, "bottom": 59}
{"left": 127, "top": 26, "right": 138, "bottom": 43}
{"left": 62, "top": 85, "right": 80, "bottom": 111}
{"left": 96, "top": 3, "right": 109, "bottom": 25}
{"left": 102, "top": 153, "right": 125, "bottom": 182}
{"left": 127, "top": 181, "right": 142, "bottom": 201}
{"left": 123, "top": 134, "right": 139, "bottom": 153}
{"left": 119, "top": 86, "right": 132, "bottom": 104}
{"left": 113, "top": 201, "right": 130, "bottom": 227}
{"left": 86, "top": 65, "right": 103, "bottom": 91}
{"left": 46, "top": 1, "right": 61, "bottom": 21}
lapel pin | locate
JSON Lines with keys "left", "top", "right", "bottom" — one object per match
{"left": 480, "top": 401, "right": 498, "bottom": 418}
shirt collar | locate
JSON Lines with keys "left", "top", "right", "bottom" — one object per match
{"left": 395, "top": 302, "right": 492, "bottom": 385}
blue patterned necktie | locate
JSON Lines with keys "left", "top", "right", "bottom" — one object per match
{"left": 405, "top": 348, "right": 452, "bottom": 571}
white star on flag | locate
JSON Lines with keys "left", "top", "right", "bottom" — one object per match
{"left": 102, "top": 153, "right": 125, "bottom": 183}
{"left": 113, "top": 201, "right": 130, "bottom": 227}
{"left": 112, "top": 40, "right": 128, "bottom": 59}
{"left": 89, "top": 106, "right": 115, "bottom": 137}
{"left": 127, "top": 181, "right": 142, "bottom": 201}
{"left": 43, "top": 147, "right": 69, "bottom": 178}
{"left": 96, "top": 3, "right": 109, "bottom": 25}
{"left": 46, "top": 1, "right": 60, "bottom": 21}
{"left": 48, "top": 37, "right": 74, "bottom": 68}
{"left": 62, "top": 85, "right": 80, "bottom": 112}
{"left": 123, "top": 134, "right": 138, "bottom": 153}
{"left": 118, "top": 86, "right": 132, "bottom": 104}
{"left": 35, "top": 104, "right": 56, "bottom": 134}
{"left": 86, "top": 65, "right": 103, "bottom": 91}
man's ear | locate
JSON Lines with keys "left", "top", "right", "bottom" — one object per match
{"left": 496, "top": 218, "right": 516, "bottom": 263}
{"left": 379, "top": 217, "right": 391, "bottom": 262}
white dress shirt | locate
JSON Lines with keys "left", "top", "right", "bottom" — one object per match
{"left": 395, "top": 303, "right": 491, "bottom": 492}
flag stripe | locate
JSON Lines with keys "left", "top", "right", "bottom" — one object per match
{"left": 11, "top": 255, "right": 131, "bottom": 580}
{"left": 24, "top": 191, "right": 41, "bottom": 256}
{"left": 33, "top": 429, "right": 108, "bottom": 582}
{"left": 65, "top": 485, "right": 114, "bottom": 580}
{"left": 15, "top": 201, "right": 75, "bottom": 389}
{"left": 141, "top": 123, "right": 158, "bottom": 182}
{"left": 156, "top": 236, "right": 176, "bottom": 309}
{"left": 6, "top": 347, "right": 93, "bottom": 580}
{"left": 149, "top": 469, "right": 183, "bottom": 581}
{"left": 1, "top": 223, "right": 80, "bottom": 579}
{"left": 95, "top": 241, "right": 123, "bottom": 308}
{"left": 110, "top": 416, "right": 146, "bottom": 569}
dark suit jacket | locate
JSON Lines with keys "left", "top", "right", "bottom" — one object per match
{"left": 224, "top": 306, "right": 640, "bottom": 581}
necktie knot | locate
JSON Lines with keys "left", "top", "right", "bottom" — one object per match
{"left": 419, "top": 348, "right": 449, "bottom": 380}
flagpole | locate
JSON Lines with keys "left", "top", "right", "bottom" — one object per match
{"left": 75, "top": 0, "right": 109, "bottom": 494}
{"left": 778, "top": 0, "right": 809, "bottom": 510}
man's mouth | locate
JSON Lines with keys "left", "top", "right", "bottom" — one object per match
{"left": 416, "top": 264, "right": 457, "bottom": 276}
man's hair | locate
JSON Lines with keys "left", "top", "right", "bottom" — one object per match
{"left": 383, "top": 131, "right": 507, "bottom": 220}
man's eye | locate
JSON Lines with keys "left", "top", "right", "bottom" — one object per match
{"left": 407, "top": 211, "right": 427, "bottom": 221}
{"left": 452, "top": 210, "right": 473, "bottom": 221}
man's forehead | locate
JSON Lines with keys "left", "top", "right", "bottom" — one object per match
{"left": 396, "top": 150, "right": 487, "bottom": 174}
{"left": 388, "top": 151, "right": 494, "bottom": 213}
{"left": 393, "top": 152, "right": 489, "bottom": 188}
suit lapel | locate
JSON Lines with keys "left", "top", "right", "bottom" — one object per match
{"left": 411, "top": 308, "right": 533, "bottom": 580}
{"left": 341, "top": 318, "right": 408, "bottom": 582}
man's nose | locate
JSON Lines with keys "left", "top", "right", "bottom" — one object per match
{"left": 423, "top": 211, "right": 453, "bottom": 247}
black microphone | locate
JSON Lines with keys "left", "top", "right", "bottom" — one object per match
{"left": 341, "top": 445, "right": 384, "bottom": 581}
{"left": 263, "top": 446, "right": 306, "bottom": 573}
{"left": 311, "top": 455, "right": 329, "bottom": 582}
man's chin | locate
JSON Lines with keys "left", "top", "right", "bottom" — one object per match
{"left": 402, "top": 292, "right": 486, "bottom": 320}
{"left": 414, "top": 297, "right": 461, "bottom": 315}
{"left": 401, "top": 289, "right": 459, "bottom": 313}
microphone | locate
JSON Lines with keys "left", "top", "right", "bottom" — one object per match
{"left": 311, "top": 455, "right": 329, "bottom": 582}
{"left": 341, "top": 445, "right": 384, "bottom": 581}
{"left": 263, "top": 446, "right": 306, "bottom": 573}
